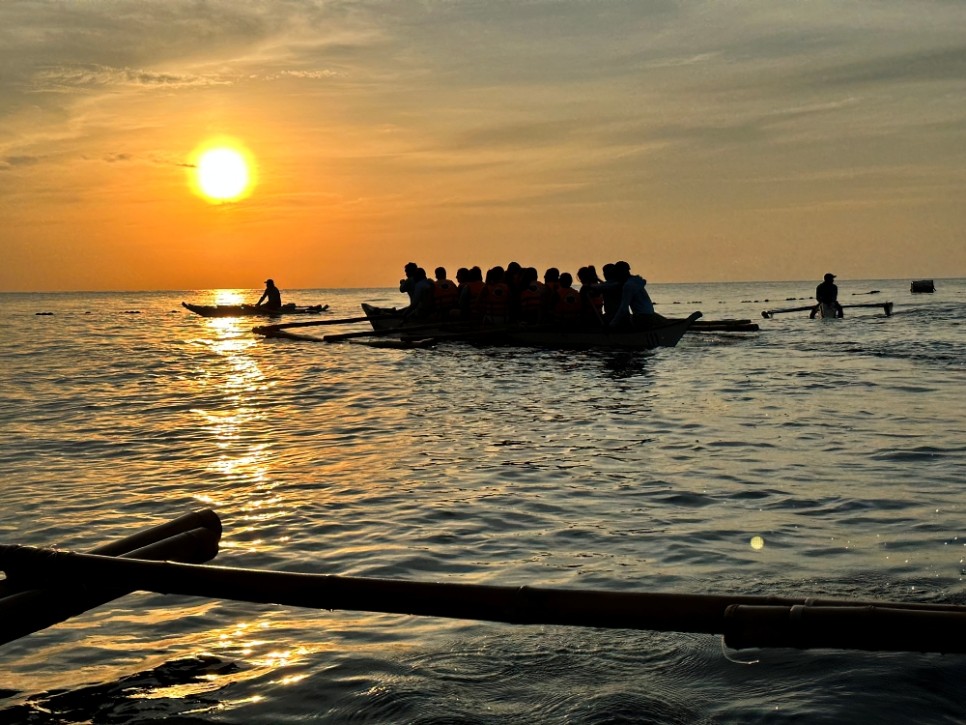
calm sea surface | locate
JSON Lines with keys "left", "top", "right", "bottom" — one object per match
{"left": 0, "top": 279, "right": 964, "bottom": 724}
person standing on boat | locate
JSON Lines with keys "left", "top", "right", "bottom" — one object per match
{"left": 811, "top": 273, "right": 844, "bottom": 318}
{"left": 608, "top": 261, "right": 658, "bottom": 328}
{"left": 256, "top": 279, "right": 282, "bottom": 310}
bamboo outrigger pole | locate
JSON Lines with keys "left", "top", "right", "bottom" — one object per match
{"left": 0, "top": 510, "right": 221, "bottom": 647}
{"left": 2, "top": 545, "right": 965, "bottom": 654}
{"left": 252, "top": 315, "right": 371, "bottom": 336}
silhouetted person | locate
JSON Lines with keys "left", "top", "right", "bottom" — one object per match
{"left": 432, "top": 266, "right": 459, "bottom": 318}
{"left": 811, "top": 273, "right": 844, "bottom": 318}
{"left": 256, "top": 279, "right": 282, "bottom": 309}
{"left": 518, "top": 267, "right": 545, "bottom": 324}
{"left": 577, "top": 266, "right": 604, "bottom": 324}
{"left": 399, "top": 262, "right": 420, "bottom": 308}
{"left": 403, "top": 267, "right": 434, "bottom": 320}
{"left": 609, "top": 261, "right": 656, "bottom": 328}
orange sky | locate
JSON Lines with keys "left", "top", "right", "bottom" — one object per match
{"left": 2, "top": 2, "right": 964, "bottom": 292}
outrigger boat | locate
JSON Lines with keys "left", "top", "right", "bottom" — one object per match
{"left": 251, "top": 305, "right": 757, "bottom": 348}
{"left": 357, "top": 303, "right": 702, "bottom": 350}
{"left": 6, "top": 508, "right": 966, "bottom": 655}
{"left": 182, "top": 302, "right": 329, "bottom": 318}
{"left": 761, "top": 301, "right": 893, "bottom": 319}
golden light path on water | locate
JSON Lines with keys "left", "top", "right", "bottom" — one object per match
{"left": 150, "top": 309, "right": 397, "bottom": 710}
{"left": 190, "top": 315, "right": 286, "bottom": 554}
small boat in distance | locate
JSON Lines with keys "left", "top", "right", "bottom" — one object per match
{"left": 182, "top": 302, "right": 329, "bottom": 318}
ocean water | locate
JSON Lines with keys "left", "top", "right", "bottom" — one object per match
{"left": 0, "top": 278, "right": 964, "bottom": 724}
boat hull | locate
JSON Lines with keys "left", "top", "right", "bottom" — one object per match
{"left": 817, "top": 302, "right": 841, "bottom": 319}
{"left": 361, "top": 304, "right": 699, "bottom": 350}
{"left": 183, "top": 302, "right": 328, "bottom": 318}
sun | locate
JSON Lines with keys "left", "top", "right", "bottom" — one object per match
{"left": 189, "top": 139, "right": 257, "bottom": 203}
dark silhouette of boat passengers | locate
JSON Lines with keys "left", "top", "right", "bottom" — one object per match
{"left": 256, "top": 279, "right": 282, "bottom": 309}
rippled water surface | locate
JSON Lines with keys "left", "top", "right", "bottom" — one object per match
{"left": 1, "top": 279, "right": 965, "bottom": 723}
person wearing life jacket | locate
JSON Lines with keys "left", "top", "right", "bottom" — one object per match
{"left": 432, "top": 266, "right": 459, "bottom": 319}
{"left": 542, "top": 267, "right": 561, "bottom": 319}
{"left": 577, "top": 266, "right": 605, "bottom": 325}
{"left": 477, "top": 266, "right": 511, "bottom": 324}
{"left": 503, "top": 261, "right": 525, "bottom": 321}
{"left": 554, "top": 272, "right": 583, "bottom": 324}
{"left": 518, "top": 267, "right": 545, "bottom": 324}
{"left": 459, "top": 266, "right": 485, "bottom": 320}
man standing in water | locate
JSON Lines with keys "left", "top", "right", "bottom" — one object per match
{"left": 811, "top": 273, "right": 844, "bottom": 318}
{"left": 256, "top": 278, "right": 282, "bottom": 310}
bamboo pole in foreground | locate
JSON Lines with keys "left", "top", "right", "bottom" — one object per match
{"left": 0, "top": 512, "right": 221, "bottom": 647}
{"left": 0, "top": 508, "right": 221, "bottom": 600}
{"left": 2, "top": 545, "right": 965, "bottom": 654}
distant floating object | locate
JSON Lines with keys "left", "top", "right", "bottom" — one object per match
{"left": 35, "top": 311, "right": 54, "bottom": 316}
{"left": 910, "top": 280, "right": 935, "bottom": 293}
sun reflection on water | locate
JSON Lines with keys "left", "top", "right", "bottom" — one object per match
{"left": 129, "top": 618, "right": 336, "bottom": 704}
{"left": 213, "top": 289, "right": 246, "bottom": 305}
{"left": 186, "top": 307, "right": 293, "bottom": 556}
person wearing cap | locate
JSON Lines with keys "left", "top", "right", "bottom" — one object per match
{"left": 256, "top": 278, "right": 282, "bottom": 310}
{"left": 811, "top": 273, "right": 844, "bottom": 318}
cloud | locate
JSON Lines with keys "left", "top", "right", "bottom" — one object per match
{"left": 0, "top": 155, "right": 42, "bottom": 170}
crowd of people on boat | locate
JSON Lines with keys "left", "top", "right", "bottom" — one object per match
{"left": 398, "top": 261, "right": 662, "bottom": 328}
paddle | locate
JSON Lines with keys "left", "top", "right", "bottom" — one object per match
{"left": 322, "top": 319, "right": 472, "bottom": 343}
{"left": 253, "top": 315, "right": 372, "bottom": 335}
{"left": 3, "top": 546, "right": 966, "bottom": 654}
{"left": 761, "top": 305, "right": 817, "bottom": 318}
{"left": 842, "top": 302, "right": 893, "bottom": 316}
{"left": 691, "top": 322, "right": 760, "bottom": 332}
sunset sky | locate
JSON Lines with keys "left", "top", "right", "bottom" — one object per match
{"left": 2, "top": 1, "right": 964, "bottom": 292}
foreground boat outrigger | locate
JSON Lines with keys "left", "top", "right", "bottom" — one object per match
{"left": 4, "top": 509, "right": 966, "bottom": 654}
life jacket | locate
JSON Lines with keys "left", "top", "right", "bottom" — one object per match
{"left": 433, "top": 279, "right": 459, "bottom": 309}
{"left": 462, "top": 280, "right": 486, "bottom": 318}
{"left": 519, "top": 281, "right": 545, "bottom": 322}
{"left": 478, "top": 282, "right": 510, "bottom": 319}
{"left": 555, "top": 286, "right": 583, "bottom": 321}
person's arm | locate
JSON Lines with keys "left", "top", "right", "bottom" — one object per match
{"left": 256, "top": 290, "right": 267, "bottom": 306}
